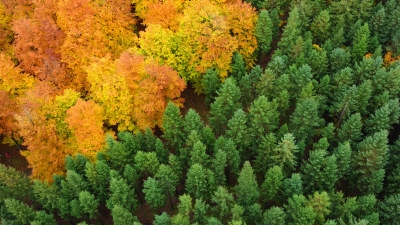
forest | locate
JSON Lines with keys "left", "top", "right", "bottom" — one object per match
{"left": 1, "top": 0, "right": 400, "bottom": 224}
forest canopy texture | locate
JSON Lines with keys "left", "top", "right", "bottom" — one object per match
{"left": 1, "top": 0, "right": 400, "bottom": 224}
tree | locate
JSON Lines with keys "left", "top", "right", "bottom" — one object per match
{"left": 155, "top": 164, "right": 179, "bottom": 208}
{"left": 230, "top": 52, "right": 246, "bottom": 82}
{"left": 263, "top": 207, "right": 286, "bottom": 225}
{"left": 194, "top": 198, "right": 209, "bottom": 224}
{"left": 352, "top": 130, "right": 388, "bottom": 194}
{"left": 31, "top": 210, "right": 57, "bottom": 225}
{"left": 111, "top": 205, "right": 137, "bottom": 225}
{"left": 333, "top": 142, "right": 352, "bottom": 179}
{"left": 285, "top": 194, "right": 316, "bottom": 225}
{"left": 186, "top": 163, "right": 215, "bottom": 199}
{"left": 212, "top": 149, "right": 227, "bottom": 186}
{"left": 154, "top": 212, "right": 171, "bottom": 225}
{"left": 255, "top": 10, "right": 273, "bottom": 55}
{"left": 203, "top": 69, "right": 221, "bottom": 105}
{"left": 248, "top": 96, "right": 279, "bottom": 147}
{"left": 306, "top": 191, "right": 331, "bottom": 224}
{"left": 378, "top": 194, "right": 400, "bottom": 224}
{"left": 107, "top": 173, "right": 137, "bottom": 212}
{"left": 162, "top": 102, "right": 185, "bottom": 149}
{"left": 338, "top": 113, "right": 363, "bottom": 144}
{"left": 66, "top": 99, "right": 105, "bottom": 160}
{"left": 310, "top": 10, "right": 330, "bottom": 44}
{"left": 282, "top": 173, "right": 303, "bottom": 198}
{"left": 301, "top": 149, "right": 339, "bottom": 193}
{"left": 143, "top": 177, "right": 166, "bottom": 211}
{"left": 209, "top": 78, "right": 241, "bottom": 136}
{"left": 351, "top": 23, "right": 370, "bottom": 62}
{"left": 212, "top": 186, "right": 234, "bottom": 222}
{"left": 235, "top": 161, "right": 259, "bottom": 207}
{"left": 261, "top": 166, "right": 284, "bottom": 203}
{"left": 269, "top": 133, "right": 298, "bottom": 175}
{"left": 184, "top": 109, "right": 204, "bottom": 138}
{"left": 225, "top": 109, "right": 249, "bottom": 152}
{"left": 4, "top": 198, "right": 35, "bottom": 224}
{"left": 134, "top": 151, "right": 160, "bottom": 178}
{"left": 78, "top": 191, "right": 99, "bottom": 219}
{"left": 278, "top": 7, "right": 301, "bottom": 61}
{"left": 190, "top": 140, "right": 209, "bottom": 167}
{"left": 0, "top": 163, "right": 32, "bottom": 202}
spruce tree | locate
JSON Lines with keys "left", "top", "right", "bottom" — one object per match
{"left": 235, "top": 161, "right": 259, "bottom": 207}
{"left": 155, "top": 164, "right": 179, "bottom": 208}
{"left": 111, "top": 205, "right": 137, "bottom": 225}
{"left": 212, "top": 149, "right": 227, "bottom": 186}
{"left": 78, "top": 191, "right": 99, "bottom": 219}
{"left": 203, "top": 69, "right": 221, "bottom": 105}
{"left": 225, "top": 109, "right": 249, "bottom": 153}
{"left": 143, "top": 177, "right": 166, "bottom": 211}
{"left": 209, "top": 78, "right": 241, "bottom": 136}
{"left": 310, "top": 10, "right": 330, "bottom": 44}
{"left": 230, "top": 53, "right": 246, "bottom": 82}
{"left": 211, "top": 186, "right": 234, "bottom": 222}
{"left": 263, "top": 207, "right": 286, "bottom": 225}
{"left": 285, "top": 194, "right": 316, "bottom": 225}
{"left": 261, "top": 166, "right": 284, "bottom": 203}
{"left": 351, "top": 23, "right": 370, "bottom": 62}
{"left": 333, "top": 142, "right": 352, "bottom": 179}
{"left": 162, "top": 102, "right": 184, "bottom": 150}
{"left": 194, "top": 198, "right": 209, "bottom": 224}
{"left": 255, "top": 10, "right": 273, "bottom": 55}
{"left": 184, "top": 109, "right": 204, "bottom": 138}
{"left": 154, "top": 212, "right": 171, "bottom": 225}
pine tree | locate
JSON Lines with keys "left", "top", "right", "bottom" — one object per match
{"left": 334, "top": 142, "right": 352, "bottom": 179}
{"left": 214, "top": 136, "right": 241, "bottom": 176}
{"left": 255, "top": 10, "right": 273, "bottom": 55}
{"left": 107, "top": 172, "right": 137, "bottom": 212}
{"left": 184, "top": 109, "right": 204, "bottom": 138}
{"left": 330, "top": 48, "right": 352, "bottom": 73}
{"left": 155, "top": 164, "right": 179, "bottom": 208}
{"left": 162, "top": 102, "right": 184, "bottom": 149}
{"left": 78, "top": 191, "right": 99, "bottom": 219}
{"left": 278, "top": 7, "right": 301, "bottom": 59}
{"left": 111, "top": 205, "right": 137, "bottom": 225}
{"left": 269, "top": 133, "right": 298, "bottom": 175}
{"left": 378, "top": 194, "right": 400, "bottom": 224}
{"left": 365, "top": 104, "right": 390, "bottom": 135}
{"left": 31, "top": 210, "right": 57, "bottom": 225}
{"left": 338, "top": 113, "right": 363, "bottom": 144}
{"left": 212, "top": 149, "right": 227, "bottom": 186}
{"left": 186, "top": 163, "right": 215, "bottom": 199}
{"left": 0, "top": 164, "right": 32, "bottom": 202}
{"left": 282, "top": 173, "right": 303, "bottom": 198}
{"left": 306, "top": 191, "right": 331, "bottom": 224}
{"left": 134, "top": 151, "right": 160, "bottom": 177}
{"left": 235, "top": 161, "right": 259, "bottom": 207}
{"left": 84, "top": 160, "right": 110, "bottom": 203}
{"left": 230, "top": 53, "right": 246, "bottom": 82}
{"left": 194, "top": 198, "right": 209, "bottom": 224}
{"left": 4, "top": 198, "right": 36, "bottom": 224}
{"left": 209, "top": 78, "right": 241, "bottom": 136}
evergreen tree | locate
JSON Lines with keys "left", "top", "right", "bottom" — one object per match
{"left": 269, "top": 133, "right": 298, "bottom": 175}
{"left": 105, "top": 134, "right": 136, "bottom": 172}
{"left": 209, "top": 78, "right": 241, "bottom": 136}
{"left": 230, "top": 53, "right": 246, "bottom": 82}
{"left": 212, "top": 149, "right": 227, "bottom": 186}
{"left": 235, "top": 161, "right": 259, "bottom": 207}
{"left": 351, "top": 23, "right": 370, "bottom": 62}
{"left": 190, "top": 140, "right": 209, "bottom": 167}
{"left": 214, "top": 136, "right": 241, "bottom": 176}
{"left": 194, "top": 198, "right": 209, "bottom": 224}
{"left": 244, "top": 203, "right": 263, "bottom": 225}
{"left": 184, "top": 109, "right": 204, "bottom": 138}
{"left": 278, "top": 7, "right": 301, "bottom": 59}
{"left": 111, "top": 205, "right": 137, "bottom": 225}
{"left": 107, "top": 172, "right": 137, "bottom": 212}
{"left": 282, "top": 173, "right": 303, "bottom": 198}
{"left": 338, "top": 113, "right": 363, "bottom": 144}
{"left": 261, "top": 166, "right": 284, "bottom": 203}
{"left": 225, "top": 109, "right": 249, "bottom": 153}
{"left": 162, "top": 102, "right": 185, "bottom": 149}
{"left": 134, "top": 151, "right": 160, "bottom": 177}
{"left": 365, "top": 104, "right": 390, "bottom": 135}
{"left": 203, "top": 69, "right": 221, "bottom": 105}
{"left": 378, "top": 194, "right": 400, "bottom": 224}
{"left": 78, "top": 191, "right": 99, "bottom": 219}
{"left": 0, "top": 163, "right": 32, "bottom": 202}
{"left": 333, "top": 142, "right": 352, "bottom": 179}
{"left": 155, "top": 164, "right": 179, "bottom": 208}
{"left": 353, "top": 130, "right": 388, "bottom": 194}
{"left": 143, "top": 177, "right": 166, "bottom": 211}
{"left": 212, "top": 186, "right": 234, "bottom": 222}
{"left": 31, "top": 211, "right": 57, "bottom": 225}
{"left": 186, "top": 163, "right": 215, "bottom": 199}
{"left": 155, "top": 138, "right": 168, "bottom": 164}
{"left": 85, "top": 160, "right": 110, "bottom": 202}
{"left": 4, "top": 198, "right": 35, "bottom": 224}
{"left": 263, "top": 207, "right": 286, "bottom": 225}
{"left": 306, "top": 191, "right": 331, "bottom": 224}
{"left": 255, "top": 10, "right": 273, "bottom": 55}
{"left": 330, "top": 48, "right": 352, "bottom": 73}
{"left": 32, "top": 180, "right": 58, "bottom": 212}
{"left": 285, "top": 194, "right": 316, "bottom": 225}
{"left": 301, "top": 149, "right": 339, "bottom": 193}
{"left": 248, "top": 96, "right": 279, "bottom": 147}
{"left": 310, "top": 10, "right": 330, "bottom": 44}
{"left": 154, "top": 212, "right": 171, "bottom": 225}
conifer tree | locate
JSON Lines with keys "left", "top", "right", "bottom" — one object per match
{"left": 194, "top": 198, "right": 209, "bottom": 224}
{"left": 338, "top": 113, "right": 363, "bottom": 144}
{"left": 365, "top": 104, "right": 390, "bottom": 135}
{"left": 306, "top": 191, "right": 331, "bottom": 224}
{"left": 0, "top": 164, "right": 32, "bottom": 202}
{"left": 352, "top": 23, "right": 370, "bottom": 62}
{"left": 310, "top": 10, "right": 331, "bottom": 44}
{"left": 186, "top": 163, "right": 215, "bottom": 199}
{"left": 31, "top": 211, "right": 57, "bottom": 225}
{"left": 269, "top": 133, "right": 298, "bottom": 175}
{"left": 154, "top": 212, "right": 171, "bottom": 225}
{"left": 285, "top": 194, "right": 316, "bottom": 225}
{"left": 255, "top": 10, "right": 273, "bottom": 55}
{"left": 78, "top": 191, "right": 99, "bottom": 219}
{"left": 353, "top": 130, "right": 388, "bottom": 194}
{"left": 209, "top": 78, "right": 241, "bottom": 136}
{"left": 111, "top": 205, "right": 137, "bottom": 225}
{"left": 84, "top": 160, "right": 110, "bottom": 203}
{"left": 334, "top": 142, "right": 352, "bottom": 179}
{"left": 214, "top": 137, "right": 240, "bottom": 176}
{"left": 212, "top": 186, "right": 234, "bottom": 222}
{"left": 330, "top": 48, "right": 352, "bottom": 73}
{"left": 134, "top": 151, "right": 160, "bottom": 178}
{"left": 230, "top": 53, "right": 246, "bottom": 82}
{"left": 107, "top": 172, "right": 137, "bottom": 212}
{"left": 162, "top": 102, "right": 184, "bottom": 149}
{"left": 261, "top": 166, "right": 284, "bottom": 203}
{"left": 212, "top": 149, "right": 227, "bottom": 186}
{"left": 278, "top": 7, "right": 301, "bottom": 59}
{"left": 184, "top": 109, "right": 204, "bottom": 138}
{"left": 225, "top": 109, "right": 249, "bottom": 152}
{"left": 155, "top": 164, "right": 179, "bottom": 208}
{"left": 378, "top": 194, "right": 400, "bottom": 224}
{"left": 203, "top": 69, "right": 221, "bottom": 105}
{"left": 235, "top": 161, "right": 259, "bottom": 207}
{"left": 263, "top": 207, "right": 286, "bottom": 225}
{"left": 282, "top": 173, "right": 303, "bottom": 198}
{"left": 143, "top": 177, "right": 166, "bottom": 211}
{"left": 301, "top": 149, "right": 339, "bottom": 193}
{"left": 4, "top": 198, "right": 35, "bottom": 224}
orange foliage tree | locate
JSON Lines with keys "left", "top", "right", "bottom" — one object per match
{"left": 56, "top": 0, "right": 137, "bottom": 92}
{"left": 66, "top": 99, "right": 105, "bottom": 160}
{"left": 0, "top": 91, "right": 19, "bottom": 138}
